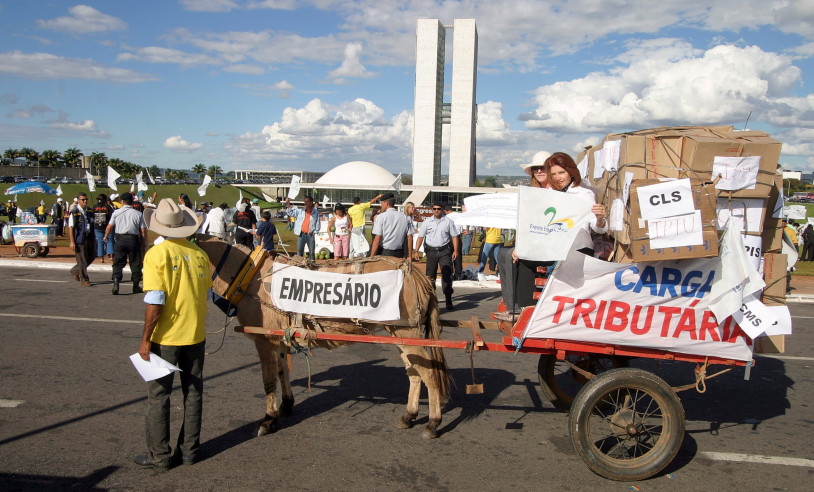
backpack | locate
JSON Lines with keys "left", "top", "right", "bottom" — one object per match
{"left": 93, "top": 204, "right": 110, "bottom": 228}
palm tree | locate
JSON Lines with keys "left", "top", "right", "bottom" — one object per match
{"left": 63, "top": 147, "right": 82, "bottom": 167}
{"left": 90, "top": 152, "right": 107, "bottom": 175}
{"left": 20, "top": 147, "right": 39, "bottom": 166}
{"left": 206, "top": 165, "right": 223, "bottom": 178}
{"left": 40, "top": 149, "right": 62, "bottom": 167}
{"left": 3, "top": 148, "right": 20, "bottom": 163}
{"left": 191, "top": 163, "right": 206, "bottom": 178}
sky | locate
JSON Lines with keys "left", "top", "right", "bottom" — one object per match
{"left": 1, "top": 1, "right": 814, "bottom": 177}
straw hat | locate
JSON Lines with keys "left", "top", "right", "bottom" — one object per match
{"left": 144, "top": 198, "right": 201, "bottom": 238}
{"left": 522, "top": 151, "right": 552, "bottom": 176}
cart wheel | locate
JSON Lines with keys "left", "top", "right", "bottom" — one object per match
{"left": 538, "top": 354, "right": 628, "bottom": 412}
{"left": 568, "top": 368, "right": 685, "bottom": 482}
{"left": 40, "top": 247, "right": 49, "bottom": 257}
{"left": 23, "top": 242, "right": 40, "bottom": 258}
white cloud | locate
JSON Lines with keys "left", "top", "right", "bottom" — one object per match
{"left": 524, "top": 41, "right": 804, "bottom": 133}
{"left": 223, "top": 63, "right": 265, "bottom": 74}
{"left": 475, "top": 101, "right": 515, "bottom": 145}
{"left": 50, "top": 119, "right": 96, "bottom": 131}
{"left": 37, "top": 5, "right": 127, "bottom": 35}
{"left": 180, "top": 0, "right": 240, "bottom": 12}
{"left": 0, "top": 51, "right": 158, "bottom": 83}
{"left": 117, "top": 46, "right": 221, "bottom": 66}
{"left": 329, "top": 43, "right": 375, "bottom": 83}
{"left": 275, "top": 80, "right": 294, "bottom": 90}
{"left": 6, "top": 104, "right": 53, "bottom": 119}
{"left": 164, "top": 135, "right": 204, "bottom": 151}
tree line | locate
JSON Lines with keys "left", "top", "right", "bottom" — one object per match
{"left": 3, "top": 147, "right": 223, "bottom": 181}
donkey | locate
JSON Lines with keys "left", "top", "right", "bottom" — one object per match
{"left": 196, "top": 235, "right": 452, "bottom": 439}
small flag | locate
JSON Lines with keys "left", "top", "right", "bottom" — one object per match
{"left": 145, "top": 168, "right": 155, "bottom": 184}
{"left": 129, "top": 183, "right": 135, "bottom": 193}
{"left": 107, "top": 166, "right": 120, "bottom": 191}
{"left": 197, "top": 175, "right": 212, "bottom": 196}
{"left": 392, "top": 173, "right": 402, "bottom": 193}
{"left": 56, "top": 185, "right": 63, "bottom": 196}
{"left": 85, "top": 171, "right": 96, "bottom": 192}
{"left": 322, "top": 194, "right": 329, "bottom": 210}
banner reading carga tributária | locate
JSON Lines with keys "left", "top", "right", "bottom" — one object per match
{"left": 523, "top": 250, "right": 754, "bottom": 361}
{"left": 268, "top": 262, "right": 403, "bottom": 321}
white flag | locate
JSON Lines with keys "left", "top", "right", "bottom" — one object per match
{"left": 56, "top": 185, "right": 63, "bottom": 196}
{"left": 137, "top": 171, "right": 149, "bottom": 192}
{"left": 85, "top": 171, "right": 96, "bottom": 192}
{"left": 287, "top": 175, "right": 301, "bottom": 200}
{"left": 146, "top": 168, "right": 155, "bottom": 185}
{"left": 392, "top": 173, "right": 402, "bottom": 193}
{"left": 107, "top": 166, "right": 120, "bottom": 191}
{"left": 129, "top": 183, "right": 135, "bottom": 193}
{"left": 197, "top": 175, "right": 212, "bottom": 196}
{"left": 322, "top": 194, "right": 329, "bottom": 210}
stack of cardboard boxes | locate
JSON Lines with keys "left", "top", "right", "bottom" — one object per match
{"left": 577, "top": 126, "right": 786, "bottom": 352}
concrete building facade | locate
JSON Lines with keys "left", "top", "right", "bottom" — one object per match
{"left": 412, "top": 19, "right": 478, "bottom": 188}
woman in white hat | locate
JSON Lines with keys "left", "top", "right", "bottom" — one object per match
{"left": 522, "top": 150, "right": 552, "bottom": 189}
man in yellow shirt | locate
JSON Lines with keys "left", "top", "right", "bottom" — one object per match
{"left": 348, "top": 193, "right": 382, "bottom": 258}
{"left": 134, "top": 199, "right": 211, "bottom": 471}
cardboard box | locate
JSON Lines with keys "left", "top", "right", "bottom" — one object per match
{"left": 762, "top": 218, "right": 784, "bottom": 253}
{"left": 628, "top": 179, "right": 720, "bottom": 261}
{"left": 762, "top": 253, "right": 787, "bottom": 301}
{"left": 753, "top": 335, "right": 785, "bottom": 354}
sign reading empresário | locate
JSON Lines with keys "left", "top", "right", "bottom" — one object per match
{"left": 268, "top": 263, "right": 403, "bottom": 321}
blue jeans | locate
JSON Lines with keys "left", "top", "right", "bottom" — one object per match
{"left": 95, "top": 228, "right": 113, "bottom": 257}
{"left": 297, "top": 233, "right": 315, "bottom": 260}
{"left": 462, "top": 232, "right": 473, "bottom": 255}
{"left": 478, "top": 243, "right": 500, "bottom": 273}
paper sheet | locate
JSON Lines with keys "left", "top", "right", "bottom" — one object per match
{"left": 763, "top": 306, "right": 793, "bottom": 336}
{"left": 716, "top": 198, "right": 765, "bottom": 233}
{"left": 130, "top": 353, "right": 182, "bottom": 382}
{"left": 731, "top": 294, "right": 779, "bottom": 339}
{"left": 577, "top": 154, "right": 588, "bottom": 181}
{"left": 742, "top": 234, "right": 763, "bottom": 271}
{"left": 610, "top": 198, "right": 625, "bottom": 231}
{"left": 647, "top": 210, "right": 703, "bottom": 249}
{"left": 622, "top": 171, "right": 634, "bottom": 204}
{"left": 712, "top": 156, "right": 760, "bottom": 191}
{"left": 597, "top": 139, "right": 620, "bottom": 172}
{"left": 637, "top": 179, "right": 695, "bottom": 220}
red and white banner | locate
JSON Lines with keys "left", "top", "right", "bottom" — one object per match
{"left": 267, "top": 263, "right": 403, "bottom": 321}
{"left": 523, "top": 250, "right": 755, "bottom": 361}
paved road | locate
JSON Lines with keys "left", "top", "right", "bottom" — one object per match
{"left": 0, "top": 265, "right": 812, "bottom": 491}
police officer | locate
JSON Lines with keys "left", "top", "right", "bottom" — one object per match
{"left": 370, "top": 194, "right": 412, "bottom": 259}
{"left": 104, "top": 192, "right": 147, "bottom": 295}
{"left": 414, "top": 201, "right": 459, "bottom": 310}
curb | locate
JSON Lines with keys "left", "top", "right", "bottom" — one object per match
{"left": 0, "top": 258, "right": 130, "bottom": 274}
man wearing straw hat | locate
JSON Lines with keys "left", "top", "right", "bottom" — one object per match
{"left": 133, "top": 199, "right": 212, "bottom": 471}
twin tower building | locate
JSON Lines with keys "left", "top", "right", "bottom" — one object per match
{"left": 412, "top": 19, "right": 478, "bottom": 188}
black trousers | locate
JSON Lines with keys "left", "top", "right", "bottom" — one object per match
{"left": 804, "top": 242, "right": 814, "bottom": 261}
{"left": 382, "top": 248, "right": 406, "bottom": 258}
{"left": 235, "top": 231, "right": 253, "bottom": 249}
{"left": 498, "top": 247, "right": 552, "bottom": 313}
{"left": 425, "top": 246, "right": 453, "bottom": 298}
{"left": 451, "top": 234, "right": 463, "bottom": 278}
{"left": 112, "top": 235, "right": 143, "bottom": 282}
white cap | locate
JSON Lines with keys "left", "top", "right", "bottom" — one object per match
{"left": 523, "top": 151, "right": 552, "bottom": 176}
{"left": 57, "top": 198, "right": 63, "bottom": 202}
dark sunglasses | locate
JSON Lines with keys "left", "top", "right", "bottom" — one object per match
{"left": 432, "top": 207, "right": 442, "bottom": 210}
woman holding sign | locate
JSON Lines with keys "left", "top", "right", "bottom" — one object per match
{"left": 545, "top": 152, "right": 608, "bottom": 256}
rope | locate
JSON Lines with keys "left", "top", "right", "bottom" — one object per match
{"left": 672, "top": 358, "right": 733, "bottom": 393}
{"left": 284, "top": 326, "right": 313, "bottom": 390}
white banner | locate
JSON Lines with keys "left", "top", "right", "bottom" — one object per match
{"left": 523, "top": 249, "right": 755, "bottom": 361}
{"left": 197, "top": 174, "right": 212, "bottom": 196}
{"left": 85, "top": 171, "right": 96, "bottom": 192}
{"left": 268, "top": 263, "right": 402, "bottom": 321}
{"left": 515, "top": 186, "right": 592, "bottom": 261}
{"left": 287, "top": 175, "right": 301, "bottom": 200}
{"left": 452, "top": 192, "right": 517, "bottom": 229}
{"left": 107, "top": 166, "right": 120, "bottom": 191}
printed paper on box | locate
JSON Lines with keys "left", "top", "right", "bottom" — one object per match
{"left": 647, "top": 210, "right": 704, "bottom": 249}
{"left": 637, "top": 179, "right": 695, "bottom": 220}
{"left": 716, "top": 198, "right": 765, "bottom": 233}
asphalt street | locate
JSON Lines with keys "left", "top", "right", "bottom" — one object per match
{"left": 0, "top": 265, "right": 812, "bottom": 491}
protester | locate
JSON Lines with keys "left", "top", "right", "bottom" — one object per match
{"left": 414, "top": 201, "right": 459, "bottom": 310}
{"left": 206, "top": 203, "right": 228, "bottom": 241}
{"left": 478, "top": 227, "right": 502, "bottom": 274}
{"left": 328, "top": 203, "right": 351, "bottom": 259}
{"left": 253, "top": 211, "right": 277, "bottom": 252}
{"left": 370, "top": 194, "right": 412, "bottom": 259}
{"left": 444, "top": 204, "right": 464, "bottom": 279}
{"left": 104, "top": 192, "right": 147, "bottom": 295}
{"left": 93, "top": 194, "right": 115, "bottom": 263}
{"left": 50, "top": 198, "right": 64, "bottom": 236}
{"left": 803, "top": 224, "right": 814, "bottom": 261}
{"left": 67, "top": 192, "right": 95, "bottom": 286}
{"left": 348, "top": 193, "right": 383, "bottom": 258}
{"left": 232, "top": 202, "right": 256, "bottom": 248}
{"left": 286, "top": 196, "right": 320, "bottom": 260}
{"left": 523, "top": 150, "right": 553, "bottom": 188}
{"left": 36, "top": 200, "right": 46, "bottom": 223}
{"left": 134, "top": 198, "right": 211, "bottom": 471}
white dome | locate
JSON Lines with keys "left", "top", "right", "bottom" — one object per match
{"left": 315, "top": 161, "right": 397, "bottom": 187}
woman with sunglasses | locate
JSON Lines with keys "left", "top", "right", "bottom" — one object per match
{"left": 523, "top": 150, "right": 552, "bottom": 189}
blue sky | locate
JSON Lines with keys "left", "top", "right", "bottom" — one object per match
{"left": 1, "top": 1, "right": 813, "bottom": 177}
